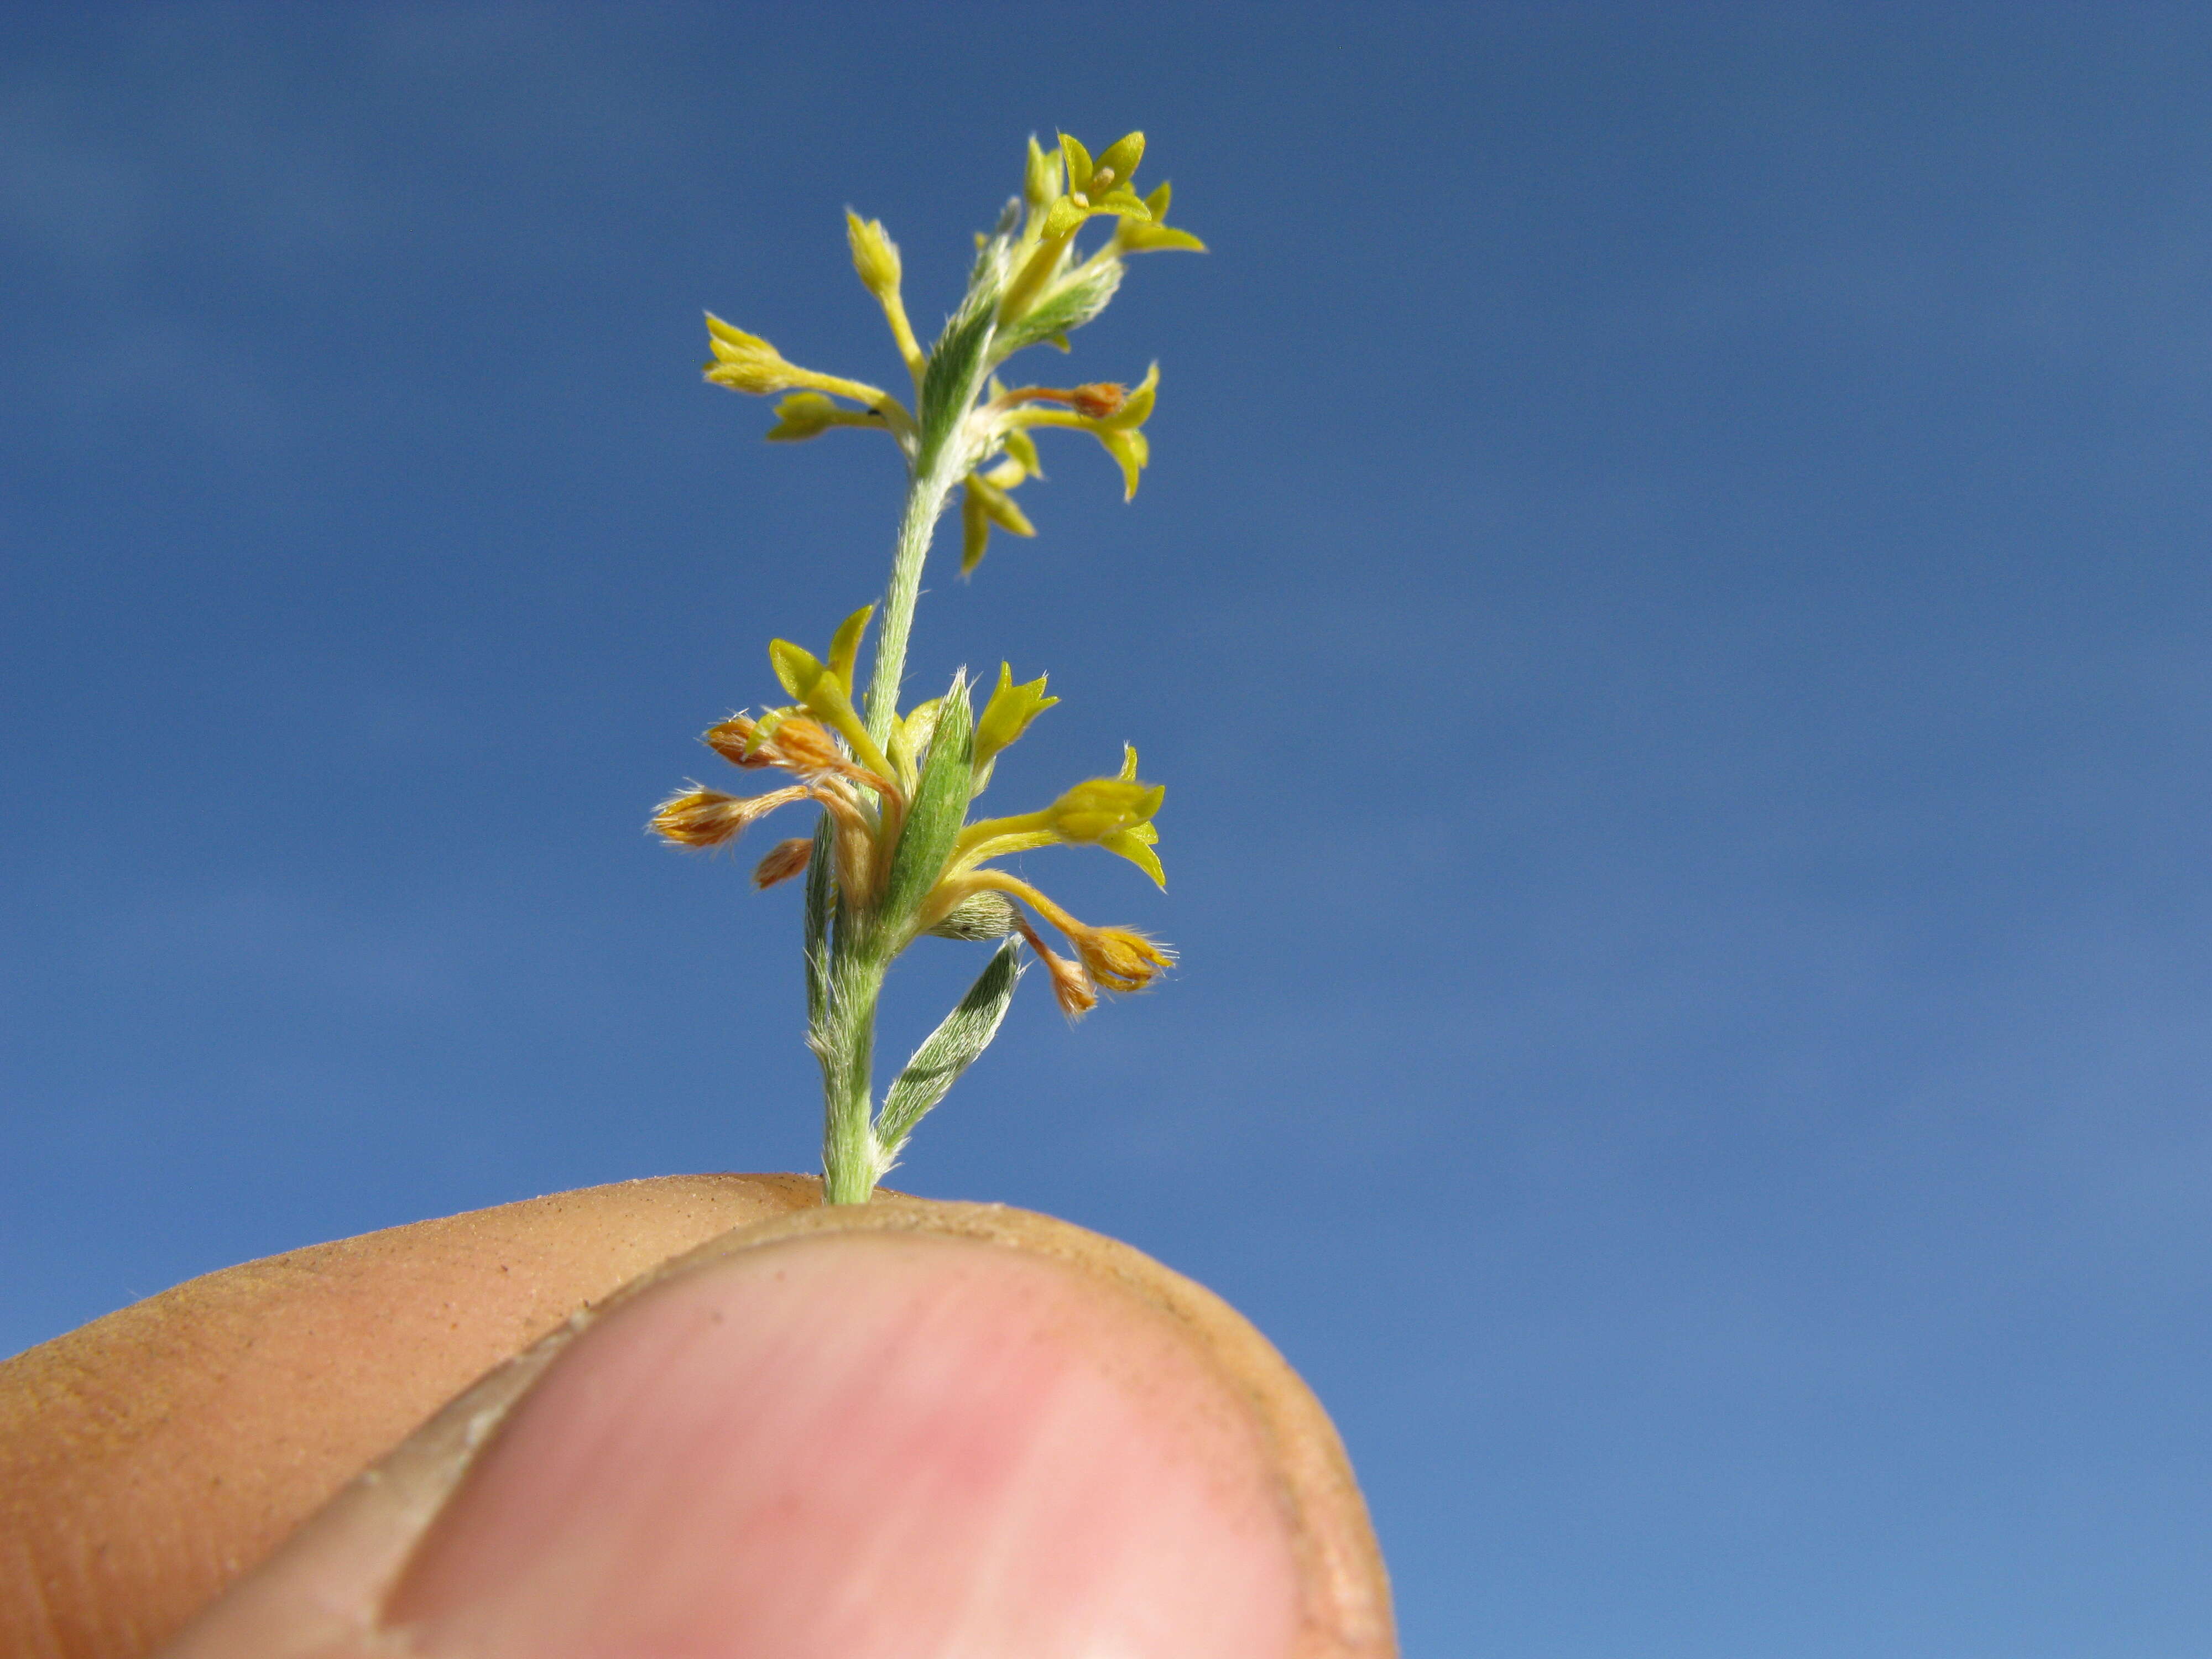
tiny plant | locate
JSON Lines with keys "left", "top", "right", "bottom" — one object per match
{"left": 651, "top": 132, "right": 1203, "bottom": 1203}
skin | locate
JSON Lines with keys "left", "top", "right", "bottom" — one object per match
{"left": 1, "top": 1176, "right": 1395, "bottom": 1658}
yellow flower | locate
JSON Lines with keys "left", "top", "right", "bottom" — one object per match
{"left": 844, "top": 211, "right": 901, "bottom": 299}
{"left": 702, "top": 315, "right": 914, "bottom": 441}
{"left": 985, "top": 878, "right": 1175, "bottom": 1019}
{"left": 972, "top": 663, "right": 1059, "bottom": 776}
{"left": 1003, "top": 362, "right": 1160, "bottom": 499}
{"left": 656, "top": 606, "right": 928, "bottom": 905}
{"left": 959, "top": 464, "right": 1036, "bottom": 576}
{"left": 1042, "top": 775, "right": 1165, "bottom": 842}
{"left": 900, "top": 738, "right": 1170, "bottom": 1018}
{"left": 1038, "top": 132, "right": 1155, "bottom": 242}
{"left": 765, "top": 605, "right": 898, "bottom": 785}
{"left": 1068, "top": 924, "right": 1175, "bottom": 993}
{"left": 999, "top": 131, "right": 1156, "bottom": 324}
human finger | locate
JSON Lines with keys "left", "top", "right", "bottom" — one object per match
{"left": 2, "top": 1173, "right": 821, "bottom": 1658}
{"left": 160, "top": 1197, "right": 1395, "bottom": 1658}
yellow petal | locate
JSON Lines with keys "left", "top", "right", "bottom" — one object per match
{"left": 1099, "top": 429, "right": 1146, "bottom": 499}
{"left": 1092, "top": 132, "right": 1146, "bottom": 192}
{"left": 1099, "top": 826, "right": 1166, "bottom": 889}
{"left": 967, "top": 473, "right": 1035, "bottom": 538}
{"left": 1040, "top": 196, "right": 1089, "bottom": 242}
{"left": 768, "top": 638, "right": 822, "bottom": 699}
{"left": 702, "top": 315, "right": 797, "bottom": 395}
{"left": 1003, "top": 429, "right": 1044, "bottom": 477}
{"left": 705, "top": 313, "right": 767, "bottom": 352}
{"left": 1119, "top": 221, "right": 1207, "bottom": 254}
{"left": 1058, "top": 132, "right": 1094, "bottom": 197}
{"left": 1104, "top": 362, "right": 1159, "bottom": 429}
{"left": 827, "top": 604, "right": 874, "bottom": 691}
{"left": 901, "top": 697, "right": 943, "bottom": 755}
{"left": 1093, "top": 188, "right": 1154, "bottom": 221}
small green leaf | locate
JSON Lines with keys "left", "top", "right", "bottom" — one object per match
{"left": 874, "top": 940, "right": 1022, "bottom": 1159}
{"left": 920, "top": 305, "right": 997, "bottom": 452}
{"left": 992, "top": 259, "right": 1124, "bottom": 361}
{"left": 880, "top": 670, "right": 974, "bottom": 937}
{"left": 1100, "top": 825, "right": 1166, "bottom": 889}
{"left": 802, "top": 812, "right": 835, "bottom": 1027}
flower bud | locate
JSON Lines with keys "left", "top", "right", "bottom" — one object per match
{"left": 1072, "top": 926, "right": 1174, "bottom": 993}
{"left": 702, "top": 315, "right": 797, "bottom": 394}
{"left": 1015, "top": 916, "right": 1097, "bottom": 1020}
{"left": 844, "top": 212, "right": 902, "bottom": 300}
{"left": 1066, "top": 382, "right": 1126, "bottom": 419}
{"left": 1046, "top": 776, "right": 1165, "bottom": 842}
{"left": 765, "top": 391, "right": 841, "bottom": 441}
{"left": 752, "top": 837, "right": 813, "bottom": 889}
{"left": 652, "top": 787, "right": 781, "bottom": 848}
{"left": 761, "top": 714, "right": 846, "bottom": 773}
{"left": 973, "top": 663, "right": 1058, "bottom": 770}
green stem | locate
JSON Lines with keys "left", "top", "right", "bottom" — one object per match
{"left": 817, "top": 317, "right": 1001, "bottom": 1203}
{"left": 818, "top": 938, "right": 889, "bottom": 1204}
{"left": 863, "top": 448, "right": 962, "bottom": 752}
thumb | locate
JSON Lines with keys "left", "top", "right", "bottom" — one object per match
{"left": 159, "top": 1199, "right": 1395, "bottom": 1658}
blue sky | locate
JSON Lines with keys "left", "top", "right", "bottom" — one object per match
{"left": 7, "top": 5, "right": 2212, "bottom": 1652}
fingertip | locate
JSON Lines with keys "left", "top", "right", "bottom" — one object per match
{"left": 164, "top": 1202, "right": 1396, "bottom": 1658}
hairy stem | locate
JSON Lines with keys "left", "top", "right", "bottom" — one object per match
{"left": 862, "top": 448, "right": 961, "bottom": 751}
{"left": 818, "top": 939, "right": 889, "bottom": 1204}
{"left": 821, "top": 336, "right": 998, "bottom": 1202}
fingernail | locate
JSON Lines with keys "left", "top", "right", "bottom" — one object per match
{"left": 163, "top": 1203, "right": 1394, "bottom": 1658}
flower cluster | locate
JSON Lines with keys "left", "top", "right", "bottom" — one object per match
{"left": 664, "top": 131, "right": 1198, "bottom": 1199}
{"left": 653, "top": 607, "right": 1172, "bottom": 1018}
{"left": 702, "top": 131, "right": 1201, "bottom": 572}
